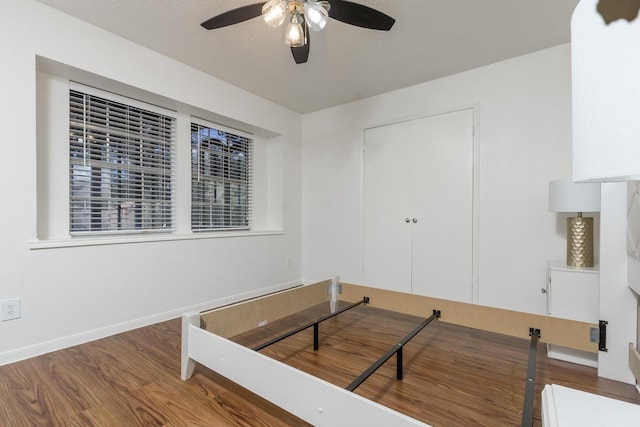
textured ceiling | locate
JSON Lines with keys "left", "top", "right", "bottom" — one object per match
{"left": 35, "top": 0, "right": 579, "bottom": 114}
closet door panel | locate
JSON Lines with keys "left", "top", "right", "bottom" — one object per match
{"left": 411, "top": 109, "right": 474, "bottom": 302}
{"left": 363, "top": 121, "right": 413, "bottom": 292}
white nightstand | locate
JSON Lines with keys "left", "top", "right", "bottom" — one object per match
{"left": 542, "top": 384, "right": 640, "bottom": 426}
{"left": 546, "top": 261, "right": 599, "bottom": 367}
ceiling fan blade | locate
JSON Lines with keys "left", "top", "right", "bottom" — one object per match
{"left": 327, "top": 0, "right": 395, "bottom": 30}
{"left": 291, "top": 28, "right": 310, "bottom": 64}
{"left": 201, "top": 3, "right": 266, "bottom": 30}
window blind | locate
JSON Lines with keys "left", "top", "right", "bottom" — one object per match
{"left": 69, "top": 88, "right": 175, "bottom": 234}
{"left": 191, "top": 121, "right": 252, "bottom": 231}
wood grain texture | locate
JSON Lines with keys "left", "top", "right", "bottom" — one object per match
{"left": 339, "top": 282, "right": 599, "bottom": 353}
{"left": 231, "top": 301, "right": 640, "bottom": 427}
{"left": 0, "top": 320, "right": 309, "bottom": 427}
{"left": 201, "top": 281, "right": 331, "bottom": 338}
{"left": 1, "top": 304, "right": 638, "bottom": 426}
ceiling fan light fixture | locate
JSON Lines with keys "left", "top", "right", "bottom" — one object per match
{"left": 285, "top": 12, "right": 306, "bottom": 47}
{"left": 304, "top": 1, "right": 330, "bottom": 31}
{"left": 202, "top": 0, "right": 395, "bottom": 64}
{"left": 262, "top": 0, "right": 287, "bottom": 28}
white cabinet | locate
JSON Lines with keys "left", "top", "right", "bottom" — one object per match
{"left": 542, "top": 384, "right": 640, "bottom": 427}
{"left": 546, "top": 261, "right": 599, "bottom": 367}
{"left": 363, "top": 109, "right": 474, "bottom": 303}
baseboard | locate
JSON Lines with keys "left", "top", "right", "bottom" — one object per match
{"left": 548, "top": 344, "right": 598, "bottom": 368}
{"left": 629, "top": 342, "right": 640, "bottom": 392}
{"left": 0, "top": 280, "right": 300, "bottom": 367}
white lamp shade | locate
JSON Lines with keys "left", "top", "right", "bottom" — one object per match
{"left": 262, "top": 0, "right": 287, "bottom": 28}
{"left": 549, "top": 179, "right": 601, "bottom": 213}
{"left": 285, "top": 14, "right": 306, "bottom": 47}
{"left": 304, "top": 2, "right": 329, "bottom": 31}
{"left": 572, "top": 0, "right": 640, "bottom": 182}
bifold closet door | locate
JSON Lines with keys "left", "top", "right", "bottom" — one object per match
{"left": 363, "top": 109, "right": 474, "bottom": 302}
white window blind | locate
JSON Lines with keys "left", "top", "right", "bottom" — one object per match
{"left": 69, "top": 88, "right": 175, "bottom": 234}
{"left": 191, "top": 121, "right": 252, "bottom": 231}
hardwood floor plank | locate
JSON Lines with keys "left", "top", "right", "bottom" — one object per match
{"left": 231, "top": 302, "right": 640, "bottom": 427}
{"left": 0, "top": 364, "right": 44, "bottom": 426}
{"left": 150, "top": 368, "right": 308, "bottom": 427}
{"left": 1, "top": 302, "right": 639, "bottom": 426}
{"left": 0, "top": 320, "right": 309, "bottom": 427}
{"left": 5, "top": 355, "right": 97, "bottom": 425}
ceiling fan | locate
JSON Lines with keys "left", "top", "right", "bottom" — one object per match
{"left": 201, "top": 0, "right": 395, "bottom": 64}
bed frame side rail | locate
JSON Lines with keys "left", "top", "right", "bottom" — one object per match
{"left": 181, "top": 311, "right": 431, "bottom": 427}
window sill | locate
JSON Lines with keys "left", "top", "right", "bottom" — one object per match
{"left": 28, "top": 229, "right": 285, "bottom": 250}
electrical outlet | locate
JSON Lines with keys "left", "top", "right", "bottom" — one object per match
{"left": 1, "top": 297, "right": 21, "bottom": 321}
{"left": 285, "top": 255, "right": 292, "bottom": 268}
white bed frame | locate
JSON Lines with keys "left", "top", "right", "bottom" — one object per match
{"left": 181, "top": 310, "right": 429, "bottom": 426}
{"left": 181, "top": 278, "right": 602, "bottom": 426}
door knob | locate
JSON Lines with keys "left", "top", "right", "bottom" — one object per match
{"left": 412, "top": 218, "right": 418, "bottom": 223}
{"left": 405, "top": 218, "right": 410, "bottom": 223}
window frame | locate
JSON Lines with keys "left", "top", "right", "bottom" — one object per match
{"left": 32, "top": 66, "right": 283, "bottom": 250}
{"left": 68, "top": 83, "right": 177, "bottom": 236}
{"left": 190, "top": 118, "right": 253, "bottom": 232}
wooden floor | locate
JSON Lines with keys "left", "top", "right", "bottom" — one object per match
{"left": 1, "top": 302, "right": 639, "bottom": 426}
{"left": 231, "top": 302, "right": 640, "bottom": 426}
{"left": 0, "top": 319, "right": 308, "bottom": 426}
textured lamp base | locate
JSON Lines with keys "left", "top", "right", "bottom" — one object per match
{"left": 566, "top": 216, "right": 594, "bottom": 267}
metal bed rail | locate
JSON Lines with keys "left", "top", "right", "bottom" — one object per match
{"left": 521, "top": 327, "right": 540, "bottom": 427}
{"left": 346, "top": 310, "right": 441, "bottom": 392}
{"left": 253, "top": 297, "right": 370, "bottom": 352}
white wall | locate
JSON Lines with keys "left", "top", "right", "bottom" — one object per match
{"left": 302, "top": 44, "right": 574, "bottom": 315}
{"left": 0, "top": 1, "right": 302, "bottom": 364}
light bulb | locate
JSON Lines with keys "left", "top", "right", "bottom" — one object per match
{"left": 285, "top": 12, "right": 306, "bottom": 47}
{"left": 262, "top": 0, "right": 287, "bottom": 28}
{"left": 304, "top": 1, "right": 329, "bottom": 31}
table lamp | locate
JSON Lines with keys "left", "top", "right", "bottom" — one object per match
{"left": 548, "top": 179, "right": 601, "bottom": 267}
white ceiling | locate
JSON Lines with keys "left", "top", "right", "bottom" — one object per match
{"left": 36, "top": 0, "right": 579, "bottom": 114}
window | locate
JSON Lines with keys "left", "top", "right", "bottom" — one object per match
{"left": 69, "top": 88, "right": 175, "bottom": 234}
{"left": 191, "top": 121, "right": 252, "bottom": 231}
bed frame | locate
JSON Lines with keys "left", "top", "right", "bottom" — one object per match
{"left": 182, "top": 277, "right": 599, "bottom": 426}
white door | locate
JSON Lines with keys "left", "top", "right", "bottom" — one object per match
{"left": 410, "top": 109, "right": 473, "bottom": 302}
{"left": 363, "top": 120, "right": 413, "bottom": 292}
{"left": 363, "top": 109, "right": 474, "bottom": 302}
